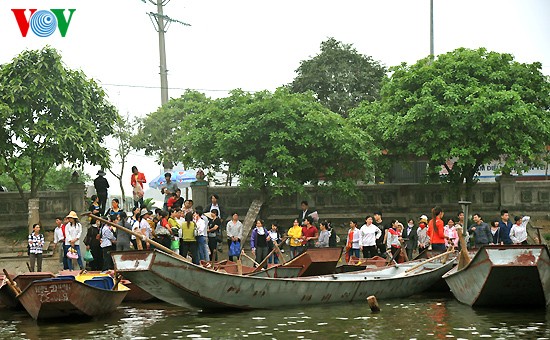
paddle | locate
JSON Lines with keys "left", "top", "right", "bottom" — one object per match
{"left": 272, "top": 238, "right": 287, "bottom": 264}
{"left": 112, "top": 273, "right": 122, "bottom": 291}
{"left": 240, "top": 249, "right": 260, "bottom": 267}
{"left": 237, "top": 258, "right": 243, "bottom": 275}
{"left": 455, "top": 226, "right": 471, "bottom": 270}
{"left": 385, "top": 249, "right": 399, "bottom": 266}
{"left": 403, "top": 249, "right": 455, "bottom": 274}
{"left": 253, "top": 237, "right": 288, "bottom": 272}
{"left": 398, "top": 238, "right": 409, "bottom": 262}
{"left": 2, "top": 269, "right": 21, "bottom": 295}
{"left": 83, "top": 213, "right": 189, "bottom": 262}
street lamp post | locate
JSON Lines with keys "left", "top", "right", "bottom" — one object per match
{"left": 458, "top": 200, "right": 471, "bottom": 239}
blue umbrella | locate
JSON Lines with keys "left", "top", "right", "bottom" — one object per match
{"left": 148, "top": 170, "right": 197, "bottom": 189}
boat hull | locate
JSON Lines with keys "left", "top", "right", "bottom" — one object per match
{"left": 0, "top": 272, "right": 55, "bottom": 309}
{"left": 443, "top": 245, "right": 550, "bottom": 307}
{"left": 17, "top": 277, "right": 129, "bottom": 320}
{"left": 113, "top": 250, "right": 455, "bottom": 311}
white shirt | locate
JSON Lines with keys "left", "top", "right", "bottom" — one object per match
{"left": 358, "top": 224, "right": 382, "bottom": 247}
{"left": 510, "top": 216, "right": 530, "bottom": 244}
{"left": 347, "top": 228, "right": 361, "bottom": 249}
{"left": 195, "top": 218, "right": 207, "bottom": 237}
{"left": 210, "top": 203, "right": 220, "bottom": 213}
{"left": 226, "top": 220, "right": 243, "bottom": 239}
{"left": 140, "top": 219, "right": 152, "bottom": 238}
{"left": 101, "top": 226, "right": 116, "bottom": 248}
{"left": 53, "top": 226, "right": 65, "bottom": 244}
{"left": 64, "top": 222, "right": 82, "bottom": 245}
{"left": 128, "top": 217, "right": 140, "bottom": 240}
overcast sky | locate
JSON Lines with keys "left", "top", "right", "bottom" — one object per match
{"left": 1, "top": 0, "right": 548, "bottom": 196}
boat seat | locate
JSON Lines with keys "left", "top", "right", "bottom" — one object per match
{"left": 84, "top": 277, "right": 114, "bottom": 290}
{"left": 34, "top": 276, "right": 75, "bottom": 283}
{"left": 56, "top": 275, "right": 77, "bottom": 280}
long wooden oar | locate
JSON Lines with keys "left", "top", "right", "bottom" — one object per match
{"left": 2, "top": 269, "right": 21, "bottom": 295}
{"left": 112, "top": 273, "right": 122, "bottom": 291}
{"left": 240, "top": 249, "right": 260, "bottom": 267}
{"left": 404, "top": 249, "right": 455, "bottom": 274}
{"left": 83, "top": 213, "right": 189, "bottom": 262}
{"left": 253, "top": 237, "right": 288, "bottom": 272}
{"left": 398, "top": 238, "right": 409, "bottom": 262}
{"left": 273, "top": 238, "right": 286, "bottom": 264}
{"left": 456, "top": 226, "right": 471, "bottom": 270}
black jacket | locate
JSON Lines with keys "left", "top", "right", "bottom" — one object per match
{"left": 402, "top": 225, "right": 418, "bottom": 250}
{"left": 94, "top": 176, "right": 109, "bottom": 194}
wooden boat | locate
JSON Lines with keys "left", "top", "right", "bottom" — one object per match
{"left": 122, "top": 279, "right": 158, "bottom": 302}
{"left": 199, "top": 248, "right": 342, "bottom": 278}
{"left": 0, "top": 275, "right": 6, "bottom": 308}
{"left": 284, "top": 247, "right": 343, "bottom": 276}
{"left": 112, "top": 249, "right": 455, "bottom": 311}
{"left": 59, "top": 270, "right": 157, "bottom": 302}
{"left": 17, "top": 274, "right": 129, "bottom": 320}
{"left": 443, "top": 245, "right": 550, "bottom": 307}
{"left": 0, "top": 272, "right": 55, "bottom": 309}
{"left": 335, "top": 256, "right": 387, "bottom": 273}
{"left": 247, "top": 265, "right": 303, "bottom": 278}
{"left": 202, "top": 260, "right": 303, "bottom": 278}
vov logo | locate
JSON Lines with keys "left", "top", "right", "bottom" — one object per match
{"left": 12, "top": 9, "right": 76, "bottom": 37}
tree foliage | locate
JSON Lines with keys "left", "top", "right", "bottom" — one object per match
{"left": 0, "top": 47, "right": 118, "bottom": 199}
{"left": 133, "top": 90, "right": 213, "bottom": 169}
{"left": 290, "top": 37, "right": 386, "bottom": 117}
{"left": 0, "top": 160, "right": 91, "bottom": 192}
{"left": 354, "top": 47, "right": 550, "bottom": 197}
{"left": 177, "top": 88, "right": 376, "bottom": 200}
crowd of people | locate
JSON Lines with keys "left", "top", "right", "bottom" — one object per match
{"left": 338, "top": 207, "right": 532, "bottom": 263}
{"left": 26, "top": 169, "right": 534, "bottom": 273}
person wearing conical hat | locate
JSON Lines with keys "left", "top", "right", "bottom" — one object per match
{"left": 64, "top": 211, "right": 85, "bottom": 270}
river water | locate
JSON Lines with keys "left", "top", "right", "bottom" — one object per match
{"left": 1, "top": 293, "right": 548, "bottom": 339}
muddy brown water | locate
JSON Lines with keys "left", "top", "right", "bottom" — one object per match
{"left": 1, "top": 293, "right": 549, "bottom": 339}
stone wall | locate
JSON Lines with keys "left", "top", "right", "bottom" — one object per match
{"left": 0, "top": 183, "right": 86, "bottom": 232}
{"left": 192, "top": 178, "right": 550, "bottom": 230}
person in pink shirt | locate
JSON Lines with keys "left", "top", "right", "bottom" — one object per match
{"left": 444, "top": 218, "right": 459, "bottom": 248}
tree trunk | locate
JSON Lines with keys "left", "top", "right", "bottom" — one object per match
{"left": 259, "top": 186, "right": 271, "bottom": 220}
{"left": 28, "top": 198, "right": 40, "bottom": 233}
{"left": 119, "top": 177, "right": 126, "bottom": 206}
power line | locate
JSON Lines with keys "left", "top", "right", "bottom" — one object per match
{"left": 104, "top": 145, "right": 158, "bottom": 160}
{"left": 100, "top": 82, "right": 256, "bottom": 93}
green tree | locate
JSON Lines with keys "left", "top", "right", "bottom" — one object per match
{"left": 0, "top": 47, "right": 118, "bottom": 200}
{"left": 108, "top": 114, "right": 136, "bottom": 205}
{"left": 178, "top": 88, "right": 376, "bottom": 212}
{"left": 290, "top": 37, "right": 386, "bottom": 117}
{"left": 133, "top": 90, "right": 213, "bottom": 170}
{"left": 354, "top": 47, "right": 550, "bottom": 198}
{"left": 0, "top": 160, "right": 91, "bottom": 191}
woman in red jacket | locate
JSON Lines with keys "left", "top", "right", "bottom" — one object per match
{"left": 131, "top": 166, "right": 147, "bottom": 208}
{"left": 428, "top": 206, "right": 446, "bottom": 252}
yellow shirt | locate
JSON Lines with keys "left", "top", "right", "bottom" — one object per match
{"left": 288, "top": 226, "right": 303, "bottom": 247}
{"left": 180, "top": 222, "right": 196, "bottom": 242}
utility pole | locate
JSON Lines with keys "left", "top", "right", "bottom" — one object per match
{"left": 430, "top": 0, "right": 434, "bottom": 60}
{"left": 155, "top": 0, "right": 169, "bottom": 105}
{"left": 141, "top": 0, "right": 190, "bottom": 171}
{"left": 142, "top": 0, "right": 190, "bottom": 106}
